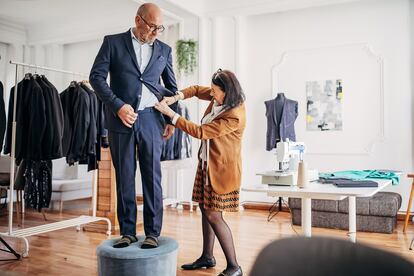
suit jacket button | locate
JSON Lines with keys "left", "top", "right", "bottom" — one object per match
{"left": 140, "top": 77, "right": 143, "bottom": 81}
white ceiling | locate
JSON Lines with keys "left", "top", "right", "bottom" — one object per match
{"left": 0, "top": 0, "right": 366, "bottom": 44}
{"left": 0, "top": 0, "right": 366, "bottom": 27}
{"left": 0, "top": 0, "right": 178, "bottom": 27}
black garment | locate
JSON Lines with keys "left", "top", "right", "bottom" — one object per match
{"left": 79, "top": 83, "right": 100, "bottom": 171}
{"left": 0, "top": 81, "right": 6, "bottom": 153}
{"left": 3, "top": 75, "right": 63, "bottom": 212}
{"left": 41, "top": 76, "right": 64, "bottom": 159}
{"left": 25, "top": 77, "right": 46, "bottom": 161}
{"left": 265, "top": 93, "right": 298, "bottom": 151}
{"left": 36, "top": 77, "right": 64, "bottom": 160}
{"left": 4, "top": 78, "right": 28, "bottom": 157}
{"left": 82, "top": 84, "right": 98, "bottom": 156}
{"left": 60, "top": 83, "right": 91, "bottom": 165}
{"left": 4, "top": 77, "right": 47, "bottom": 163}
{"left": 98, "top": 95, "right": 109, "bottom": 151}
{"left": 320, "top": 178, "right": 378, "bottom": 187}
{"left": 23, "top": 160, "right": 52, "bottom": 211}
{"left": 36, "top": 78, "right": 54, "bottom": 158}
{"left": 161, "top": 102, "right": 192, "bottom": 161}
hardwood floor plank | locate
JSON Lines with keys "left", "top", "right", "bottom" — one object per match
{"left": 0, "top": 201, "right": 413, "bottom": 275}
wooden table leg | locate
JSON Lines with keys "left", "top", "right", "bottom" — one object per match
{"left": 403, "top": 175, "right": 414, "bottom": 233}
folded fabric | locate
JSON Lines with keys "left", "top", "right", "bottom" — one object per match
{"left": 330, "top": 179, "right": 378, "bottom": 188}
{"left": 319, "top": 170, "right": 399, "bottom": 185}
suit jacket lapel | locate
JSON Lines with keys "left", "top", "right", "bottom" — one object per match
{"left": 123, "top": 30, "right": 141, "bottom": 74}
{"left": 144, "top": 40, "right": 159, "bottom": 74}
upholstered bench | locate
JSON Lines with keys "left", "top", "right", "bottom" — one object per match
{"left": 96, "top": 236, "right": 178, "bottom": 276}
{"left": 50, "top": 158, "right": 92, "bottom": 212}
{"left": 288, "top": 192, "right": 401, "bottom": 233}
{"left": 51, "top": 178, "right": 92, "bottom": 211}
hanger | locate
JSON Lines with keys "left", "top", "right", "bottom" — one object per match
{"left": 69, "top": 81, "right": 77, "bottom": 88}
{"left": 24, "top": 73, "right": 32, "bottom": 80}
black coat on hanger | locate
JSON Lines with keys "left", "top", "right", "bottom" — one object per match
{"left": 79, "top": 83, "right": 100, "bottom": 171}
{"left": 4, "top": 77, "right": 47, "bottom": 162}
{"left": 40, "top": 76, "right": 64, "bottom": 160}
{"left": 25, "top": 76, "right": 46, "bottom": 161}
{"left": 60, "top": 83, "right": 91, "bottom": 165}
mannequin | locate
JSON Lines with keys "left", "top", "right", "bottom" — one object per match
{"left": 274, "top": 93, "right": 286, "bottom": 126}
{"left": 264, "top": 92, "right": 298, "bottom": 151}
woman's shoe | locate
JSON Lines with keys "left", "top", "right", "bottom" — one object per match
{"left": 181, "top": 256, "right": 216, "bottom": 270}
{"left": 218, "top": 266, "right": 243, "bottom": 276}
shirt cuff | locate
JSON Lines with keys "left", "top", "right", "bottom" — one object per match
{"left": 171, "top": 113, "right": 181, "bottom": 125}
{"left": 176, "top": 91, "right": 185, "bottom": 100}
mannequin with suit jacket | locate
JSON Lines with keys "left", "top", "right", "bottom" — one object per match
{"left": 265, "top": 92, "right": 298, "bottom": 151}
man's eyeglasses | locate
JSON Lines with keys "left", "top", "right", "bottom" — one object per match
{"left": 139, "top": 15, "right": 165, "bottom": 33}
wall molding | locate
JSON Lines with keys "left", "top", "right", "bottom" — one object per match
{"left": 271, "top": 43, "right": 385, "bottom": 156}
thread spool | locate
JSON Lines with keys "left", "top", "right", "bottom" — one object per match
{"left": 297, "top": 161, "right": 308, "bottom": 188}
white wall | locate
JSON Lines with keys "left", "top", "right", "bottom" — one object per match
{"left": 63, "top": 39, "right": 102, "bottom": 85}
{"left": 231, "top": 0, "right": 413, "bottom": 209}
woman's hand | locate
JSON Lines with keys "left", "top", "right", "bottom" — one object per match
{"left": 154, "top": 99, "right": 176, "bottom": 118}
{"left": 163, "top": 95, "right": 178, "bottom": 105}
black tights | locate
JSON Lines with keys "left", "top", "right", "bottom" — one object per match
{"left": 199, "top": 204, "right": 239, "bottom": 270}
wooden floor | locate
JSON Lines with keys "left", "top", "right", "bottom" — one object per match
{"left": 0, "top": 200, "right": 413, "bottom": 275}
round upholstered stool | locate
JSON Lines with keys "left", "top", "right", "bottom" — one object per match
{"left": 96, "top": 236, "right": 178, "bottom": 276}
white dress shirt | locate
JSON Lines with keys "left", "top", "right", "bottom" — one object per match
{"left": 131, "top": 28, "right": 159, "bottom": 110}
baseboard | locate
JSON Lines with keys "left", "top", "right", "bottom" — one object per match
{"left": 241, "top": 201, "right": 289, "bottom": 212}
{"left": 397, "top": 212, "right": 413, "bottom": 221}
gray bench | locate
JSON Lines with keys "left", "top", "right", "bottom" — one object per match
{"left": 97, "top": 236, "right": 178, "bottom": 276}
{"left": 288, "top": 192, "right": 401, "bottom": 233}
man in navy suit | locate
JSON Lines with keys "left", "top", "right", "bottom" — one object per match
{"left": 90, "top": 3, "right": 178, "bottom": 248}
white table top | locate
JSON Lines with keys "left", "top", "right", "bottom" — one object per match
{"left": 242, "top": 179, "right": 392, "bottom": 200}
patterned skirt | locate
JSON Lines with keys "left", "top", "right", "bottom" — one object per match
{"left": 192, "top": 161, "right": 240, "bottom": 212}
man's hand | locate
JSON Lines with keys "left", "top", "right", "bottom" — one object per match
{"left": 163, "top": 124, "right": 175, "bottom": 141}
{"left": 117, "top": 104, "right": 138, "bottom": 128}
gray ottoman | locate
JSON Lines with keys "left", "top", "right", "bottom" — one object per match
{"left": 288, "top": 192, "right": 402, "bottom": 233}
{"left": 96, "top": 236, "right": 178, "bottom": 276}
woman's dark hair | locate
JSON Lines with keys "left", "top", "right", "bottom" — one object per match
{"left": 211, "top": 69, "right": 245, "bottom": 109}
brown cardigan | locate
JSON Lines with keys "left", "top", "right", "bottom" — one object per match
{"left": 175, "top": 85, "right": 246, "bottom": 194}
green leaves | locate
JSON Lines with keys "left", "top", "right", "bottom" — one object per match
{"left": 176, "top": 39, "right": 198, "bottom": 76}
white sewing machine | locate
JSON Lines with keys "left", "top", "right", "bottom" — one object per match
{"left": 276, "top": 139, "right": 305, "bottom": 172}
{"left": 257, "top": 139, "right": 318, "bottom": 186}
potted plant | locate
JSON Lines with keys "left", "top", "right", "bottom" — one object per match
{"left": 176, "top": 39, "right": 198, "bottom": 76}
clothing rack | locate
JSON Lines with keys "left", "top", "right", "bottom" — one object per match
{"left": 0, "top": 60, "right": 111, "bottom": 259}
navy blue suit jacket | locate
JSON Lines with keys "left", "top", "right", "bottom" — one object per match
{"left": 90, "top": 29, "right": 178, "bottom": 133}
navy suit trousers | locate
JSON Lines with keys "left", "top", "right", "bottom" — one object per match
{"left": 108, "top": 107, "right": 165, "bottom": 237}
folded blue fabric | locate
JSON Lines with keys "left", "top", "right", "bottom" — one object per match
{"left": 319, "top": 170, "right": 399, "bottom": 185}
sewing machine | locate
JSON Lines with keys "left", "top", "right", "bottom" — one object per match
{"left": 276, "top": 139, "right": 305, "bottom": 172}
{"left": 257, "top": 139, "right": 318, "bottom": 186}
